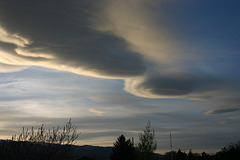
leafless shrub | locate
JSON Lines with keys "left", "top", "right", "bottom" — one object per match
{"left": 2, "top": 119, "right": 80, "bottom": 160}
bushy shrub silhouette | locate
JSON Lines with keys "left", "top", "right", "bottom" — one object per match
{"left": 137, "top": 121, "right": 157, "bottom": 160}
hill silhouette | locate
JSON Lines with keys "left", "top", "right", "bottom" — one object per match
{"left": 0, "top": 140, "right": 163, "bottom": 160}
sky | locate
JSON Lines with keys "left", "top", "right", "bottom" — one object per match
{"left": 0, "top": 0, "right": 240, "bottom": 154}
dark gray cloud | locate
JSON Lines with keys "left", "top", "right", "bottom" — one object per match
{"left": 0, "top": 0, "right": 145, "bottom": 78}
{"left": 125, "top": 72, "right": 238, "bottom": 99}
{"left": 0, "top": 42, "right": 16, "bottom": 53}
{"left": 139, "top": 73, "right": 196, "bottom": 96}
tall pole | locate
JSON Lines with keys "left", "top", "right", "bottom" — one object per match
{"left": 170, "top": 132, "right": 173, "bottom": 160}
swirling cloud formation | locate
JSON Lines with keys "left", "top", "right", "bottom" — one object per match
{"left": 0, "top": 0, "right": 239, "bottom": 113}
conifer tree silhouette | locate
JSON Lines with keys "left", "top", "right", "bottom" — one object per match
{"left": 111, "top": 135, "right": 135, "bottom": 160}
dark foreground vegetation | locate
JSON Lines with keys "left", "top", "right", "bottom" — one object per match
{"left": 0, "top": 120, "right": 239, "bottom": 160}
{"left": 160, "top": 141, "right": 240, "bottom": 160}
{"left": 0, "top": 119, "right": 79, "bottom": 160}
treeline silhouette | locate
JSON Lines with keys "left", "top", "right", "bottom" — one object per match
{"left": 0, "top": 120, "right": 239, "bottom": 160}
{"left": 109, "top": 121, "right": 240, "bottom": 160}
{"left": 111, "top": 136, "right": 240, "bottom": 160}
{"left": 160, "top": 141, "right": 240, "bottom": 160}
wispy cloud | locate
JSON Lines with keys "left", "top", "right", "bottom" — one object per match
{"left": 0, "top": 26, "right": 30, "bottom": 47}
{"left": 205, "top": 105, "right": 240, "bottom": 115}
{"left": 89, "top": 108, "right": 106, "bottom": 116}
{"left": 92, "top": 0, "right": 182, "bottom": 64}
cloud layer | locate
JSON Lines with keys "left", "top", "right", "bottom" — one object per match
{"left": 0, "top": 0, "right": 239, "bottom": 115}
{"left": 0, "top": 0, "right": 145, "bottom": 78}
